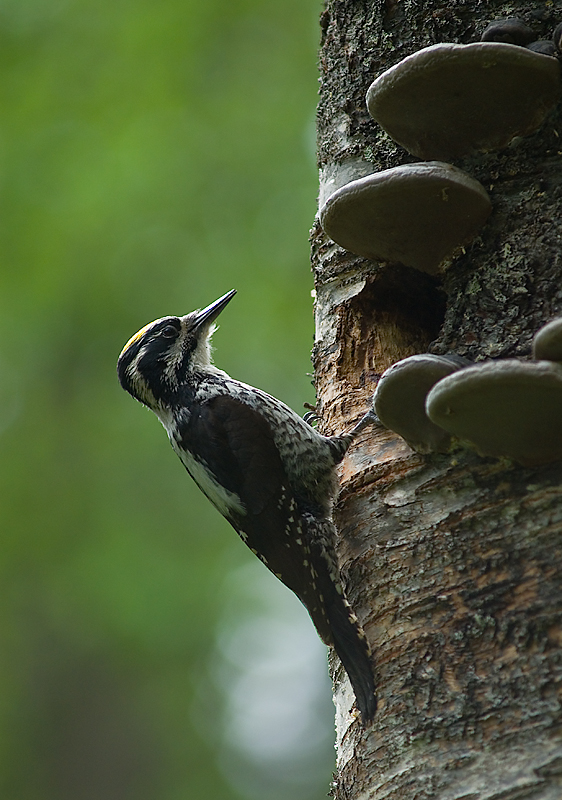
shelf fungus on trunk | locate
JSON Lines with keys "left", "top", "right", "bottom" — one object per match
{"left": 532, "top": 317, "right": 562, "bottom": 362}
{"left": 482, "top": 17, "right": 560, "bottom": 58}
{"left": 373, "top": 353, "right": 471, "bottom": 454}
{"left": 425, "top": 360, "right": 562, "bottom": 466}
{"left": 366, "top": 42, "right": 561, "bottom": 161}
{"left": 480, "top": 18, "right": 536, "bottom": 46}
{"left": 527, "top": 40, "right": 557, "bottom": 57}
{"left": 319, "top": 162, "right": 491, "bottom": 274}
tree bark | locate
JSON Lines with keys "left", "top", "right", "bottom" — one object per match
{"left": 312, "top": 2, "right": 562, "bottom": 798}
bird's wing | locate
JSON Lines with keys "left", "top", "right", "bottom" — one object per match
{"left": 178, "top": 393, "right": 293, "bottom": 515}
{"left": 175, "top": 393, "right": 334, "bottom": 638}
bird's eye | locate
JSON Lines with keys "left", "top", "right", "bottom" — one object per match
{"left": 161, "top": 324, "right": 178, "bottom": 339}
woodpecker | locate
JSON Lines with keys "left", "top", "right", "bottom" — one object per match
{"left": 117, "top": 290, "right": 376, "bottom": 721}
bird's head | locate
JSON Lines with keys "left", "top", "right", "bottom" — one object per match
{"left": 117, "top": 289, "right": 236, "bottom": 410}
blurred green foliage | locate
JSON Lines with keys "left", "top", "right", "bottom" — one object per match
{"left": 0, "top": 1, "right": 332, "bottom": 798}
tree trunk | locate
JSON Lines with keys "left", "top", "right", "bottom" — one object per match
{"left": 312, "top": 2, "right": 562, "bottom": 798}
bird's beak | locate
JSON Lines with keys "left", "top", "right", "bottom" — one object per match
{"left": 191, "top": 289, "right": 236, "bottom": 329}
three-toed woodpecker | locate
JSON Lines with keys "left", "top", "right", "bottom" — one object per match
{"left": 117, "top": 290, "right": 376, "bottom": 721}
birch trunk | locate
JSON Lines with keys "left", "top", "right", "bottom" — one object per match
{"left": 312, "top": 2, "right": 562, "bottom": 798}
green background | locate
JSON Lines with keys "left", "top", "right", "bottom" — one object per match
{"left": 0, "top": 1, "right": 334, "bottom": 798}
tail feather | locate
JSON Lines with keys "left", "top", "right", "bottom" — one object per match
{"left": 299, "top": 512, "right": 376, "bottom": 722}
{"left": 328, "top": 594, "right": 377, "bottom": 722}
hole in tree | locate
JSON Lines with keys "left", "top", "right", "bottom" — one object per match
{"left": 339, "top": 265, "right": 446, "bottom": 387}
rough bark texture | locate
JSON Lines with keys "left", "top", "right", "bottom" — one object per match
{"left": 312, "top": 2, "right": 562, "bottom": 798}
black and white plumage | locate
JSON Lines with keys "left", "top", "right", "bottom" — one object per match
{"left": 117, "top": 290, "right": 376, "bottom": 721}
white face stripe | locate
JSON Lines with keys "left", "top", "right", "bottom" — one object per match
{"left": 189, "top": 321, "right": 215, "bottom": 369}
{"left": 163, "top": 336, "right": 187, "bottom": 382}
{"left": 125, "top": 341, "right": 157, "bottom": 407}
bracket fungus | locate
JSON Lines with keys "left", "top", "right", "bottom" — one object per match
{"left": 527, "top": 40, "right": 557, "bottom": 57}
{"left": 426, "top": 360, "right": 562, "bottom": 466}
{"left": 366, "top": 42, "right": 561, "bottom": 161}
{"left": 373, "top": 353, "right": 471, "bottom": 454}
{"left": 319, "top": 162, "right": 491, "bottom": 274}
{"left": 532, "top": 317, "right": 562, "bottom": 362}
{"left": 481, "top": 18, "right": 535, "bottom": 46}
